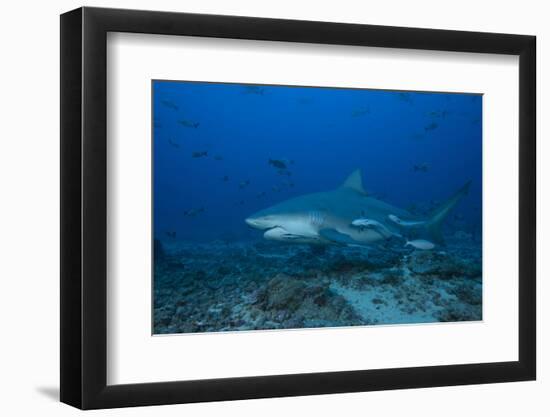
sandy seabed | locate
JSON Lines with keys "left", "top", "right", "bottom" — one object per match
{"left": 153, "top": 232, "right": 482, "bottom": 334}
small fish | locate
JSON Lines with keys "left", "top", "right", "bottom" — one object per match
{"left": 424, "top": 122, "right": 438, "bottom": 132}
{"left": 243, "top": 85, "right": 265, "bottom": 95}
{"left": 239, "top": 180, "right": 250, "bottom": 189}
{"left": 398, "top": 92, "right": 413, "bottom": 104}
{"left": 165, "top": 231, "right": 176, "bottom": 239}
{"left": 192, "top": 151, "right": 208, "bottom": 158}
{"left": 178, "top": 119, "right": 200, "bottom": 128}
{"left": 351, "top": 107, "right": 370, "bottom": 117}
{"left": 269, "top": 159, "right": 287, "bottom": 169}
{"left": 297, "top": 97, "right": 312, "bottom": 105}
{"left": 427, "top": 110, "right": 450, "bottom": 118}
{"left": 161, "top": 99, "right": 178, "bottom": 111}
{"left": 221, "top": 175, "right": 230, "bottom": 182}
{"left": 413, "top": 163, "right": 429, "bottom": 173}
{"left": 235, "top": 200, "right": 245, "bottom": 206}
{"left": 214, "top": 155, "right": 224, "bottom": 161}
{"left": 405, "top": 239, "right": 436, "bottom": 250}
{"left": 411, "top": 133, "right": 424, "bottom": 141}
{"left": 272, "top": 185, "right": 281, "bottom": 192}
{"left": 256, "top": 191, "right": 267, "bottom": 198}
{"left": 168, "top": 138, "right": 180, "bottom": 148}
{"left": 183, "top": 207, "right": 204, "bottom": 217}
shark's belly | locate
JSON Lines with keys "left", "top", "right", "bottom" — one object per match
{"left": 325, "top": 215, "right": 388, "bottom": 245}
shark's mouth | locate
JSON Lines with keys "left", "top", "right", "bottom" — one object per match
{"left": 264, "top": 226, "right": 304, "bottom": 240}
{"left": 281, "top": 234, "right": 304, "bottom": 240}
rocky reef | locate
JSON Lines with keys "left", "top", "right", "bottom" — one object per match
{"left": 154, "top": 232, "right": 482, "bottom": 334}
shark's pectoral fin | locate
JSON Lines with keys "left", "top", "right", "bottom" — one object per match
{"left": 319, "top": 228, "right": 360, "bottom": 246}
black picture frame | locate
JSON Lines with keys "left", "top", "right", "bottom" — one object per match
{"left": 60, "top": 6, "right": 536, "bottom": 410}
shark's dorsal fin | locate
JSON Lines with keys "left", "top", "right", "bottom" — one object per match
{"left": 341, "top": 169, "right": 366, "bottom": 194}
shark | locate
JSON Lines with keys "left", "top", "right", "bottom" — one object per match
{"left": 245, "top": 169, "right": 471, "bottom": 247}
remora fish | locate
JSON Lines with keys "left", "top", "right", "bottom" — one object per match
{"left": 405, "top": 239, "right": 436, "bottom": 250}
{"left": 350, "top": 218, "right": 400, "bottom": 239}
{"left": 246, "top": 169, "right": 470, "bottom": 246}
{"left": 388, "top": 214, "right": 427, "bottom": 228}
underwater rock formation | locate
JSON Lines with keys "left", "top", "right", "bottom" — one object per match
{"left": 153, "top": 235, "right": 482, "bottom": 334}
{"left": 405, "top": 251, "right": 481, "bottom": 279}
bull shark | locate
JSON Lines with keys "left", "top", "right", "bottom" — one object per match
{"left": 245, "top": 169, "right": 471, "bottom": 247}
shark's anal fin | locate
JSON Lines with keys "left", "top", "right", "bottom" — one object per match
{"left": 319, "top": 228, "right": 359, "bottom": 246}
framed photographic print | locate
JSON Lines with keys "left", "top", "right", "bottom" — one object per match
{"left": 60, "top": 7, "right": 536, "bottom": 409}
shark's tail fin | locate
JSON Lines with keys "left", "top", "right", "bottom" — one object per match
{"left": 426, "top": 180, "right": 472, "bottom": 244}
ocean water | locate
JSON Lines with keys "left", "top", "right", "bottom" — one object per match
{"left": 153, "top": 80, "right": 482, "bottom": 334}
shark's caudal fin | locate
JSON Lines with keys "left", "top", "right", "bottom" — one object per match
{"left": 427, "top": 180, "right": 472, "bottom": 244}
{"left": 341, "top": 169, "right": 367, "bottom": 194}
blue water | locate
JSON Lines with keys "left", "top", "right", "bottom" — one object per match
{"left": 153, "top": 81, "right": 481, "bottom": 242}
{"left": 152, "top": 80, "right": 482, "bottom": 334}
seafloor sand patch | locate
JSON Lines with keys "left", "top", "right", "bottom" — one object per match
{"left": 154, "top": 234, "right": 482, "bottom": 334}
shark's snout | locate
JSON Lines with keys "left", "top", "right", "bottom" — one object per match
{"left": 245, "top": 217, "right": 260, "bottom": 228}
{"left": 245, "top": 213, "right": 280, "bottom": 230}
